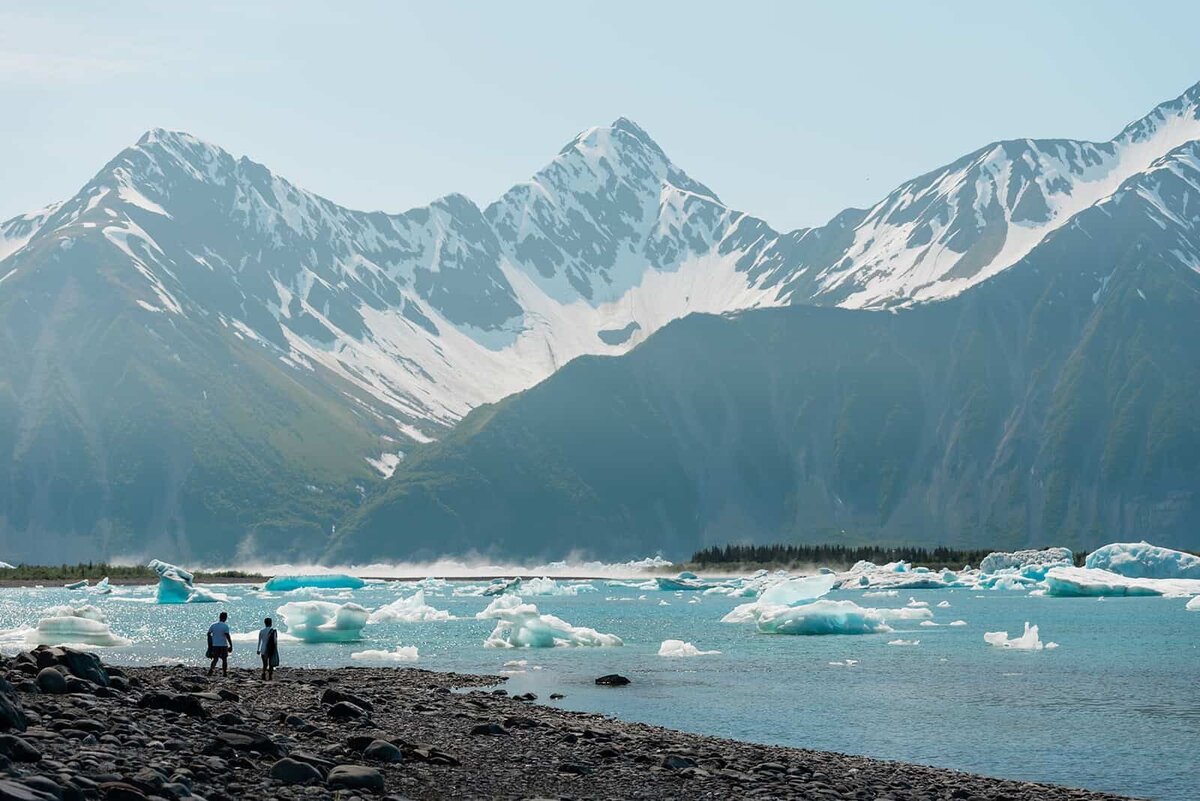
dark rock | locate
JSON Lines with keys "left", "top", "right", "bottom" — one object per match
{"left": 594, "top": 674, "right": 630, "bottom": 686}
{"left": 662, "top": 754, "right": 698, "bottom": 770}
{"left": 0, "top": 734, "right": 41, "bottom": 762}
{"left": 64, "top": 678, "right": 95, "bottom": 695}
{"left": 320, "top": 688, "right": 373, "bottom": 712}
{"left": 97, "top": 782, "right": 147, "bottom": 801}
{"left": 136, "top": 693, "right": 207, "bottom": 718}
{"left": 0, "top": 678, "right": 26, "bottom": 732}
{"left": 407, "top": 744, "right": 460, "bottom": 766}
{"left": 216, "top": 689, "right": 239, "bottom": 702}
{"left": 59, "top": 649, "right": 109, "bottom": 687}
{"left": 469, "top": 722, "right": 509, "bottom": 736}
{"left": 558, "top": 762, "right": 593, "bottom": 775}
{"left": 327, "top": 701, "right": 367, "bottom": 719}
{"left": 17, "top": 777, "right": 60, "bottom": 800}
{"left": 0, "top": 779, "right": 56, "bottom": 801}
{"left": 513, "top": 692, "right": 537, "bottom": 701}
{"left": 549, "top": 693, "right": 565, "bottom": 700}
{"left": 288, "top": 750, "right": 335, "bottom": 776}
{"left": 214, "top": 712, "right": 244, "bottom": 726}
{"left": 269, "top": 757, "right": 323, "bottom": 786}
{"left": 35, "top": 669, "right": 67, "bottom": 695}
{"left": 363, "top": 739, "right": 403, "bottom": 763}
{"left": 208, "top": 728, "right": 281, "bottom": 756}
{"left": 326, "top": 765, "right": 385, "bottom": 793}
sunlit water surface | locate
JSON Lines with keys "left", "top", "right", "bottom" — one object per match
{"left": 1, "top": 582, "right": 1196, "bottom": 800}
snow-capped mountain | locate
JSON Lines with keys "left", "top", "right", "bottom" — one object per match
{"left": 5, "top": 83, "right": 1200, "bottom": 453}
{"left": 4, "top": 80, "right": 1200, "bottom": 562}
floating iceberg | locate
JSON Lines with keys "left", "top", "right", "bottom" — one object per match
{"left": 758, "top": 574, "right": 838, "bottom": 606}
{"left": 476, "top": 595, "right": 622, "bottom": 648}
{"left": 480, "top": 578, "right": 523, "bottom": 597}
{"left": 658, "top": 639, "right": 720, "bottom": 657}
{"left": 28, "top": 604, "right": 132, "bottom": 647}
{"left": 149, "top": 559, "right": 227, "bottom": 604}
{"left": 367, "top": 590, "right": 454, "bottom": 623}
{"left": 350, "top": 645, "right": 419, "bottom": 662}
{"left": 263, "top": 573, "right": 366, "bottom": 592}
{"left": 1186, "top": 596, "right": 1200, "bottom": 611}
{"left": 836, "top": 560, "right": 962, "bottom": 591}
{"left": 984, "top": 622, "right": 1058, "bottom": 650}
{"left": 755, "top": 599, "right": 891, "bottom": 636}
{"left": 277, "top": 601, "right": 369, "bottom": 642}
{"left": 520, "top": 577, "right": 595, "bottom": 596}
{"left": 887, "top": 639, "right": 920, "bottom": 646}
{"left": 1042, "top": 567, "right": 1169, "bottom": 597}
{"left": 93, "top": 577, "right": 113, "bottom": 595}
{"left": 64, "top": 579, "right": 89, "bottom": 590}
{"left": 656, "top": 572, "right": 716, "bottom": 591}
{"left": 1084, "top": 542, "right": 1200, "bottom": 580}
{"left": 874, "top": 606, "right": 934, "bottom": 621}
{"left": 979, "top": 547, "right": 1073, "bottom": 576}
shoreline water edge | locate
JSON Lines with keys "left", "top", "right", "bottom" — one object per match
{"left": 0, "top": 647, "right": 1139, "bottom": 801}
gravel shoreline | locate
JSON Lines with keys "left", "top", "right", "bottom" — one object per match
{"left": 0, "top": 646, "right": 1138, "bottom": 801}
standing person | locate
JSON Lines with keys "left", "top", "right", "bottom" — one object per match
{"left": 257, "top": 616, "right": 279, "bottom": 681}
{"left": 206, "top": 611, "right": 233, "bottom": 677}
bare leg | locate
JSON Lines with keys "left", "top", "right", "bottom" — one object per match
{"left": 208, "top": 657, "right": 218, "bottom": 676}
{"left": 220, "top": 655, "right": 228, "bottom": 677}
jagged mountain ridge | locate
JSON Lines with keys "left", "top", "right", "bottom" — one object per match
{"left": 335, "top": 136, "right": 1200, "bottom": 561}
{"left": 3, "top": 82, "right": 1200, "bottom": 561}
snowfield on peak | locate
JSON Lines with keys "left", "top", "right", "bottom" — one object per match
{"left": 5, "top": 83, "right": 1200, "bottom": 444}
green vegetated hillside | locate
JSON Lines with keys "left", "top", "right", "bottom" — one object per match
{"left": 0, "top": 233, "right": 389, "bottom": 563}
{"left": 332, "top": 154, "right": 1200, "bottom": 561}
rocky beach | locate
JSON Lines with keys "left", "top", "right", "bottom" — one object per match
{"left": 0, "top": 647, "right": 1138, "bottom": 801}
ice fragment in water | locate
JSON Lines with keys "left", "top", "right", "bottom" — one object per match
{"left": 476, "top": 595, "right": 622, "bottom": 648}
{"left": 984, "top": 622, "right": 1058, "bottom": 650}
{"left": 263, "top": 574, "right": 366, "bottom": 591}
{"left": 755, "top": 599, "right": 891, "bottom": 636}
{"left": 887, "top": 639, "right": 920, "bottom": 646}
{"left": 64, "top": 579, "right": 88, "bottom": 590}
{"left": 979, "top": 547, "right": 1073, "bottom": 576}
{"left": 366, "top": 590, "right": 454, "bottom": 623}
{"left": 1186, "top": 596, "right": 1200, "bottom": 611}
{"left": 149, "top": 559, "right": 227, "bottom": 604}
{"left": 28, "top": 604, "right": 132, "bottom": 647}
{"left": 277, "top": 601, "right": 369, "bottom": 642}
{"left": 657, "top": 639, "right": 720, "bottom": 657}
{"left": 1084, "top": 542, "right": 1200, "bottom": 579}
{"left": 350, "top": 645, "right": 419, "bottom": 662}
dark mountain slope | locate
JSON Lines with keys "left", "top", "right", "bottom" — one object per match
{"left": 332, "top": 145, "right": 1200, "bottom": 561}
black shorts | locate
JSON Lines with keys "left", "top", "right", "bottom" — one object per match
{"left": 210, "top": 646, "right": 229, "bottom": 659}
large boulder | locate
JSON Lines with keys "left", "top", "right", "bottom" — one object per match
{"left": 0, "top": 678, "right": 26, "bottom": 732}
{"left": 137, "top": 692, "right": 208, "bottom": 718}
{"left": 34, "top": 668, "right": 66, "bottom": 695}
{"left": 270, "top": 758, "right": 323, "bottom": 786}
{"left": 326, "top": 765, "right": 385, "bottom": 793}
{"left": 320, "top": 688, "right": 373, "bottom": 712}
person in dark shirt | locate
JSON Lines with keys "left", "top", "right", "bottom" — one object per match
{"left": 257, "top": 616, "right": 279, "bottom": 681}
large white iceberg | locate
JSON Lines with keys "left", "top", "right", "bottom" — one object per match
{"left": 758, "top": 574, "right": 838, "bottom": 606}
{"left": 984, "top": 622, "right": 1058, "bottom": 650}
{"left": 979, "top": 547, "right": 1073, "bottom": 576}
{"left": 658, "top": 639, "right": 720, "bottom": 657}
{"left": 1084, "top": 542, "right": 1200, "bottom": 579}
{"left": 366, "top": 590, "right": 454, "bottom": 623}
{"left": 263, "top": 573, "right": 366, "bottom": 592}
{"left": 149, "top": 559, "right": 227, "bottom": 604}
{"left": 755, "top": 599, "right": 892, "bottom": 636}
{"left": 1043, "top": 567, "right": 1167, "bottom": 597}
{"left": 519, "top": 576, "right": 595, "bottom": 596}
{"left": 28, "top": 604, "right": 132, "bottom": 647}
{"left": 277, "top": 601, "right": 369, "bottom": 642}
{"left": 350, "top": 645, "right": 419, "bottom": 662}
{"left": 1185, "top": 596, "right": 1200, "bottom": 611}
{"left": 476, "top": 595, "right": 622, "bottom": 648}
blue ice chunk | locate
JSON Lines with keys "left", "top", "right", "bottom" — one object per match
{"left": 263, "top": 574, "right": 367, "bottom": 592}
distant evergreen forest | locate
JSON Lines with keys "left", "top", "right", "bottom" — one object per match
{"left": 687, "top": 543, "right": 1088, "bottom": 570}
{"left": 0, "top": 563, "right": 260, "bottom": 581}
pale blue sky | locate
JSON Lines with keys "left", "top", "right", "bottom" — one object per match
{"left": 3, "top": 1, "right": 1200, "bottom": 230}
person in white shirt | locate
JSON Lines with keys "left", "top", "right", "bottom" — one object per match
{"left": 257, "top": 616, "right": 280, "bottom": 681}
{"left": 206, "top": 611, "right": 233, "bottom": 677}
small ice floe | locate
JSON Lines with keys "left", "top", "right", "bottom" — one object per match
{"left": 658, "top": 600, "right": 670, "bottom": 606}
{"left": 64, "top": 580, "right": 89, "bottom": 591}
{"left": 262, "top": 574, "right": 366, "bottom": 592}
{"left": 862, "top": 590, "right": 899, "bottom": 598}
{"left": 755, "top": 600, "right": 891, "bottom": 636}
{"left": 149, "top": 559, "right": 227, "bottom": 604}
{"left": 949, "top": 620, "right": 967, "bottom": 626}
{"left": 92, "top": 577, "right": 114, "bottom": 595}
{"left": 875, "top": 606, "right": 933, "bottom": 622}
{"left": 503, "top": 659, "right": 528, "bottom": 668}
{"left": 476, "top": 595, "right": 622, "bottom": 648}
{"left": 367, "top": 590, "right": 454, "bottom": 623}
{"left": 936, "top": 600, "right": 951, "bottom": 608}
{"left": 657, "top": 639, "right": 720, "bottom": 657}
{"left": 906, "top": 597, "right": 929, "bottom": 608}
{"left": 276, "top": 601, "right": 369, "bottom": 643}
{"left": 350, "top": 645, "right": 419, "bottom": 663}
{"left": 27, "top": 604, "right": 132, "bottom": 647}
{"left": 1185, "top": 596, "right": 1200, "bottom": 611}
{"left": 828, "top": 659, "right": 859, "bottom": 667}
{"left": 887, "top": 639, "right": 920, "bottom": 646}
{"left": 520, "top": 577, "right": 595, "bottom": 596}
{"left": 984, "top": 622, "right": 1058, "bottom": 650}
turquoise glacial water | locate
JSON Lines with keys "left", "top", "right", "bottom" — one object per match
{"left": 1, "top": 580, "right": 1196, "bottom": 800}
